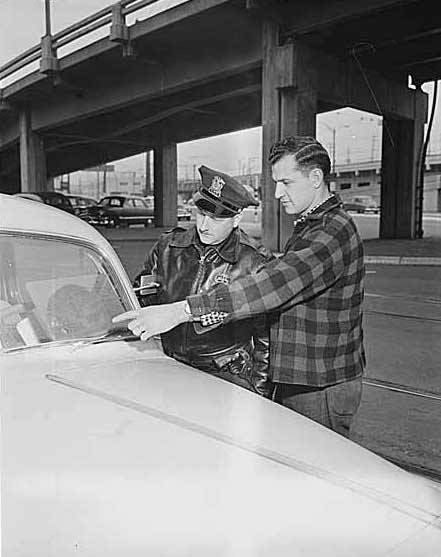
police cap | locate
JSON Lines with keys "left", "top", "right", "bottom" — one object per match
{"left": 193, "top": 165, "right": 259, "bottom": 218}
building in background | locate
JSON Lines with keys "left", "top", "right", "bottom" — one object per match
{"left": 54, "top": 156, "right": 441, "bottom": 213}
{"left": 330, "top": 153, "right": 441, "bottom": 212}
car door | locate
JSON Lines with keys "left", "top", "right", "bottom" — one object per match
{"left": 121, "top": 198, "right": 137, "bottom": 225}
{"left": 107, "top": 197, "right": 125, "bottom": 224}
{"left": 132, "top": 197, "right": 151, "bottom": 225}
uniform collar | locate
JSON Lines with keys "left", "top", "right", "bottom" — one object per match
{"left": 169, "top": 225, "right": 241, "bottom": 264}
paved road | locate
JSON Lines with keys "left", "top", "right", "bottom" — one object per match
{"left": 352, "top": 265, "right": 441, "bottom": 474}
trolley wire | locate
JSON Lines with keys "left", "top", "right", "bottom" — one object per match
{"left": 363, "top": 377, "right": 441, "bottom": 402}
{"left": 365, "top": 291, "right": 441, "bottom": 323}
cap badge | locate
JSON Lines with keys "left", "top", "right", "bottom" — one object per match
{"left": 208, "top": 176, "right": 225, "bottom": 198}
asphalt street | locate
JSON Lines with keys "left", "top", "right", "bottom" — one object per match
{"left": 101, "top": 214, "right": 441, "bottom": 476}
{"left": 352, "top": 264, "right": 441, "bottom": 475}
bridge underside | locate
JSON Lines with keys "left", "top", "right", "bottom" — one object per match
{"left": 1, "top": 0, "right": 440, "bottom": 246}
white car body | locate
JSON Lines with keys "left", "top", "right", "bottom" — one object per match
{"left": 1, "top": 193, "right": 441, "bottom": 556}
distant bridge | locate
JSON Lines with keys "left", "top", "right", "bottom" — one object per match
{"left": 1, "top": 0, "right": 440, "bottom": 247}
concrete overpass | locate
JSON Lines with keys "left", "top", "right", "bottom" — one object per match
{"left": 1, "top": 0, "right": 440, "bottom": 248}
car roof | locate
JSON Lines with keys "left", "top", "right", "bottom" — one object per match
{"left": 1, "top": 194, "right": 111, "bottom": 251}
{"left": 101, "top": 194, "right": 144, "bottom": 199}
{"left": 64, "top": 193, "right": 95, "bottom": 199}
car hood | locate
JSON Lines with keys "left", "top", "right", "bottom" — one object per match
{"left": 3, "top": 339, "right": 441, "bottom": 556}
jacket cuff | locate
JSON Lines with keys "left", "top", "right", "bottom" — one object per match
{"left": 187, "top": 290, "right": 231, "bottom": 327}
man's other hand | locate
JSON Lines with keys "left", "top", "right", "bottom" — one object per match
{"left": 112, "top": 301, "right": 190, "bottom": 341}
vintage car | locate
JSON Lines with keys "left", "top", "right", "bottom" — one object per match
{"left": 342, "top": 195, "right": 380, "bottom": 214}
{"left": 87, "top": 194, "right": 154, "bottom": 227}
{"left": 1, "top": 193, "right": 441, "bottom": 556}
{"left": 143, "top": 195, "right": 192, "bottom": 222}
{"left": 13, "top": 190, "right": 76, "bottom": 214}
{"left": 64, "top": 193, "right": 98, "bottom": 219}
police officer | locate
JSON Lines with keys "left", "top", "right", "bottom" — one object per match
{"left": 133, "top": 165, "right": 272, "bottom": 397}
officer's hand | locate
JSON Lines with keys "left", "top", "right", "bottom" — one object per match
{"left": 112, "top": 301, "right": 190, "bottom": 341}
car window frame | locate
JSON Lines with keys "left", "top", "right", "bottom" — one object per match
{"left": 0, "top": 230, "right": 137, "bottom": 353}
{"left": 109, "top": 198, "right": 124, "bottom": 207}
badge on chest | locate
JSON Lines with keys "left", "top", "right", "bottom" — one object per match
{"left": 203, "top": 262, "right": 232, "bottom": 290}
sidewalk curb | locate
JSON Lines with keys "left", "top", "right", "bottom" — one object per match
{"left": 365, "top": 255, "right": 441, "bottom": 266}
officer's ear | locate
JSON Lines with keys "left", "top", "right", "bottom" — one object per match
{"left": 233, "top": 211, "right": 243, "bottom": 228}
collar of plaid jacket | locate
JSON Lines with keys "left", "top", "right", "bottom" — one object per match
{"left": 168, "top": 225, "right": 244, "bottom": 264}
{"left": 296, "top": 194, "right": 341, "bottom": 224}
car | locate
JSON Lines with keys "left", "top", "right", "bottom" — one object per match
{"left": 144, "top": 196, "right": 192, "bottom": 222}
{"left": 64, "top": 193, "right": 97, "bottom": 219}
{"left": 343, "top": 195, "right": 380, "bottom": 214}
{"left": 13, "top": 190, "right": 76, "bottom": 214}
{"left": 87, "top": 194, "right": 154, "bottom": 227}
{"left": 177, "top": 202, "right": 192, "bottom": 221}
{"left": 2, "top": 193, "right": 441, "bottom": 555}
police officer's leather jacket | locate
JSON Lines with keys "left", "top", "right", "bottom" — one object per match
{"left": 133, "top": 226, "right": 273, "bottom": 397}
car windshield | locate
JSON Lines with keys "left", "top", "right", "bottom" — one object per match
{"left": 0, "top": 234, "right": 132, "bottom": 350}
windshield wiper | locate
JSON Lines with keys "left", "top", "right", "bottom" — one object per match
{"left": 73, "top": 327, "right": 138, "bottom": 348}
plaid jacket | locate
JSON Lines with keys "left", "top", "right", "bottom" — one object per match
{"left": 188, "top": 196, "right": 366, "bottom": 386}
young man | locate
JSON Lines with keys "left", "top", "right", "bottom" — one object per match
{"left": 132, "top": 165, "right": 273, "bottom": 397}
{"left": 115, "top": 137, "right": 366, "bottom": 436}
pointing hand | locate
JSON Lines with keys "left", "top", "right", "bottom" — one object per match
{"left": 112, "top": 301, "right": 190, "bottom": 341}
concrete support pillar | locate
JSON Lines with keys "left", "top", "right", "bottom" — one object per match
{"left": 380, "top": 111, "right": 424, "bottom": 238}
{"left": 19, "top": 109, "right": 47, "bottom": 192}
{"left": 145, "top": 150, "right": 153, "bottom": 196}
{"left": 153, "top": 142, "right": 177, "bottom": 228}
{"left": 261, "top": 22, "right": 318, "bottom": 251}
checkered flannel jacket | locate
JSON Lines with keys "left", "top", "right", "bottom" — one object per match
{"left": 188, "top": 196, "right": 366, "bottom": 386}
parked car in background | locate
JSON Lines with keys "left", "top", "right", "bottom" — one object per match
{"left": 143, "top": 196, "right": 192, "bottom": 222}
{"left": 64, "top": 193, "right": 97, "bottom": 219}
{"left": 13, "top": 191, "right": 75, "bottom": 214}
{"left": 177, "top": 202, "right": 192, "bottom": 221}
{"left": 2, "top": 193, "right": 441, "bottom": 555}
{"left": 87, "top": 195, "right": 154, "bottom": 227}
{"left": 343, "top": 195, "right": 380, "bottom": 214}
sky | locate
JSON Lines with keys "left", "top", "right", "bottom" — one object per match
{"left": 1, "top": 0, "right": 441, "bottom": 178}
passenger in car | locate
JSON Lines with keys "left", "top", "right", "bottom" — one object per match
{"left": 132, "top": 166, "right": 274, "bottom": 397}
{"left": 47, "top": 284, "right": 112, "bottom": 340}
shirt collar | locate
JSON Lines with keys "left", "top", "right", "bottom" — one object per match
{"left": 294, "top": 194, "right": 341, "bottom": 226}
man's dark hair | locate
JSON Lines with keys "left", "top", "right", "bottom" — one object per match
{"left": 268, "top": 136, "right": 331, "bottom": 179}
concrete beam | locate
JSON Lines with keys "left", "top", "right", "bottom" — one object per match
{"left": 153, "top": 143, "right": 178, "bottom": 228}
{"left": 44, "top": 91, "right": 261, "bottom": 178}
{"left": 380, "top": 92, "right": 426, "bottom": 239}
{"left": 296, "top": 41, "right": 428, "bottom": 121}
{"left": 1, "top": 50, "right": 261, "bottom": 150}
{"left": 1, "top": 2, "right": 260, "bottom": 149}
{"left": 19, "top": 109, "right": 47, "bottom": 192}
{"left": 261, "top": 23, "right": 318, "bottom": 251}
{"left": 280, "top": 0, "right": 418, "bottom": 35}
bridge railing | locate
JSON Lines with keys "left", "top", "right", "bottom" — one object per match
{"left": 0, "top": 0, "right": 179, "bottom": 87}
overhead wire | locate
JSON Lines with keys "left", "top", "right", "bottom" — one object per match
{"left": 350, "top": 43, "right": 395, "bottom": 150}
